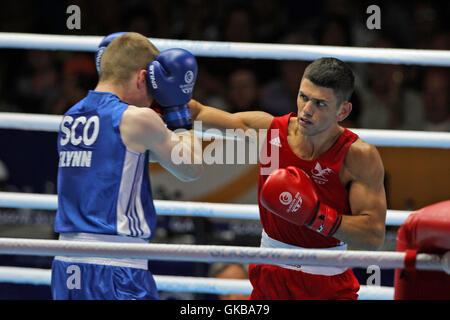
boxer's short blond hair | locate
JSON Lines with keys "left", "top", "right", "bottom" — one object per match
{"left": 99, "top": 32, "right": 159, "bottom": 84}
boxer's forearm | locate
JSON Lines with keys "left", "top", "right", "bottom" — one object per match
{"left": 333, "top": 213, "right": 385, "bottom": 250}
{"left": 188, "top": 99, "right": 273, "bottom": 131}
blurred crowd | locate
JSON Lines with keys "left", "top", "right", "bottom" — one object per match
{"left": 0, "top": 0, "right": 449, "bottom": 131}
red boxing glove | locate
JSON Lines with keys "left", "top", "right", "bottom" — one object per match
{"left": 260, "top": 166, "right": 342, "bottom": 237}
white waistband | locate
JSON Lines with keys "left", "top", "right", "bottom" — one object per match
{"left": 55, "top": 232, "right": 148, "bottom": 270}
{"left": 59, "top": 232, "right": 148, "bottom": 243}
{"left": 260, "top": 230, "right": 348, "bottom": 276}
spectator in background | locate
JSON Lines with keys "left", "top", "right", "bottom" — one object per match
{"left": 260, "top": 59, "right": 307, "bottom": 116}
{"left": 222, "top": 5, "right": 254, "bottom": 43}
{"left": 209, "top": 263, "right": 250, "bottom": 300}
{"left": 317, "top": 16, "right": 352, "bottom": 47}
{"left": 124, "top": 10, "right": 153, "bottom": 37}
{"left": 51, "top": 53, "right": 97, "bottom": 115}
{"left": 249, "top": 0, "right": 289, "bottom": 43}
{"left": 427, "top": 32, "right": 450, "bottom": 50}
{"left": 225, "top": 68, "right": 260, "bottom": 113}
{"left": 90, "top": 0, "right": 122, "bottom": 35}
{"left": 421, "top": 68, "right": 450, "bottom": 131}
{"left": 182, "top": 0, "right": 220, "bottom": 40}
{"left": 260, "top": 33, "right": 311, "bottom": 116}
{"left": 12, "top": 50, "right": 60, "bottom": 114}
{"left": 0, "top": 1, "right": 38, "bottom": 33}
{"left": 0, "top": 93, "right": 22, "bottom": 113}
{"left": 357, "top": 36, "right": 424, "bottom": 130}
{"left": 412, "top": 1, "right": 442, "bottom": 49}
{"left": 192, "top": 64, "right": 227, "bottom": 110}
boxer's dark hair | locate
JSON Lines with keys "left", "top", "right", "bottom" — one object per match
{"left": 303, "top": 57, "right": 354, "bottom": 105}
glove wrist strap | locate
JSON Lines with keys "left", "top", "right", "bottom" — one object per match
{"left": 163, "top": 105, "right": 193, "bottom": 130}
{"left": 307, "top": 202, "right": 342, "bottom": 237}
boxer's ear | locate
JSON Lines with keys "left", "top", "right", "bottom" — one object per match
{"left": 337, "top": 102, "right": 352, "bottom": 122}
{"left": 137, "top": 69, "right": 147, "bottom": 89}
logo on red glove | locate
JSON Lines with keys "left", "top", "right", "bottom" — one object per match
{"left": 279, "top": 192, "right": 292, "bottom": 205}
{"left": 278, "top": 191, "right": 302, "bottom": 213}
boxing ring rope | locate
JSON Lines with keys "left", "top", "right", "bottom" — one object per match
{"left": 1, "top": 112, "right": 450, "bottom": 149}
{"left": 0, "top": 238, "right": 447, "bottom": 273}
{"left": 0, "top": 238, "right": 446, "bottom": 300}
{"left": 0, "top": 32, "right": 449, "bottom": 66}
{"left": 0, "top": 191, "right": 410, "bottom": 226}
{"left": 0, "top": 266, "right": 394, "bottom": 300}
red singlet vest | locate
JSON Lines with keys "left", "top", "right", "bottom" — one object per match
{"left": 258, "top": 113, "right": 359, "bottom": 248}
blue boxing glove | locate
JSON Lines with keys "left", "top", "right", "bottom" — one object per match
{"left": 147, "top": 48, "right": 197, "bottom": 130}
{"left": 95, "top": 32, "right": 128, "bottom": 74}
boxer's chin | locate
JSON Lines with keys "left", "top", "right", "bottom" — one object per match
{"left": 297, "top": 120, "right": 315, "bottom": 136}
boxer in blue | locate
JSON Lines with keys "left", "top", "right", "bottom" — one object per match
{"left": 51, "top": 32, "right": 203, "bottom": 300}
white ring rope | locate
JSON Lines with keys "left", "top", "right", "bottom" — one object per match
{"left": 0, "top": 191, "right": 410, "bottom": 226}
{"left": 0, "top": 32, "right": 449, "bottom": 66}
{"left": 0, "top": 266, "right": 393, "bottom": 300}
{"left": 0, "top": 112, "right": 61, "bottom": 132}
{"left": 0, "top": 238, "right": 447, "bottom": 273}
{"left": 1, "top": 112, "right": 450, "bottom": 149}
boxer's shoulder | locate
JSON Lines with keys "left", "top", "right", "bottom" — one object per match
{"left": 120, "top": 106, "right": 167, "bottom": 146}
{"left": 122, "top": 105, "right": 160, "bottom": 125}
{"left": 343, "top": 138, "right": 384, "bottom": 182}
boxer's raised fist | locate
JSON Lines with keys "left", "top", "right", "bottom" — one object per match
{"left": 147, "top": 48, "right": 197, "bottom": 130}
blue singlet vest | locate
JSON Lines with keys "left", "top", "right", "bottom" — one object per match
{"left": 55, "top": 91, "right": 156, "bottom": 240}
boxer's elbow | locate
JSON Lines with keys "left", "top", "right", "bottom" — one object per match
{"left": 371, "top": 233, "right": 385, "bottom": 251}
{"left": 178, "top": 163, "right": 203, "bottom": 182}
{"left": 187, "top": 163, "right": 203, "bottom": 181}
{"left": 347, "top": 220, "right": 385, "bottom": 250}
{"left": 182, "top": 147, "right": 204, "bottom": 181}
{"left": 365, "top": 224, "right": 385, "bottom": 250}
{"left": 339, "top": 214, "right": 386, "bottom": 250}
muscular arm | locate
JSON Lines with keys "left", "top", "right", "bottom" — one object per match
{"left": 188, "top": 99, "right": 273, "bottom": 132}
{"left": 334, "top": 140, "right": 387, "bottom": 250}
{"left": 121, "top": 106, "right": 203, "bottom": 182}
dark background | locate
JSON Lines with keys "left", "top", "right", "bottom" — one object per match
{"left": 0, "top": 0, "right": 448, "bottom": 299}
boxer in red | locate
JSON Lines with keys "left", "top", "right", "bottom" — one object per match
{"left": 189, "top": 58, "right": 387, "bottom": 299}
